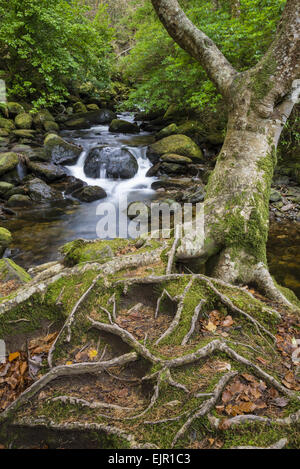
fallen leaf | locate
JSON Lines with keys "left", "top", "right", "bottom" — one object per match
{"left": 88, "top": 349, "right": 98, "bottom": 360}
{"left": 8, "top": 352, "right": 20, "bottom": 362}
{"left": 206, "top": 321, "right": 217, "bottom": 332}
{"left": 222, "top": 316, "right": 234, "bottom": 328}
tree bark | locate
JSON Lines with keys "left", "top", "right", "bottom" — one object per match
{"left": 151, "top": 0, "right": 300, "bottom": 303}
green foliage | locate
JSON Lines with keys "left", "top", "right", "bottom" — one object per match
{"left": 0, "top": 0, "right": 114, "bottom": 107}
{"left": 118, "top": 0, "right": 285, "bottom": 113}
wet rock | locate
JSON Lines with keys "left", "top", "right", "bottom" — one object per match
{"left": 160, "top": 162, "right": 187, "bottom": 175}
{"left": 0, "top": 227, "right": 12, "bottom": 257}
{"left": 84, "top": 146, "right": 138, "bottom": 179}
{"left": 273, "top": 175, "right": 290, "bottom": 185}
{"left": 26, "top": 161, "right": 67, "bottom": 182}
{"left": 73, "top": 102, "right": 87, "bottom": 114}
{"left": 33, "top": 109, "right": 55, "bottom": 128}
{"left": 86, "top": 104, "right": 100, "bottom": 111}
{"left": 44, "top": 133, "right": 82, "bottom": 165}
{"left": 43, "top": 120, "right": 59, "bottom": 132}
{"left": 109, "top": 119, "right": 140, "bottom": 134}
{"left": 0, "top": 258, "right": 31, "bottom": 284}
{"left": 0, "top": 152, "right": 19, "bottom": 176}
{"left": 7, "top": 102, "right": 25, "bottom": 117}
{"left": 26, "top": 177, "right": 63, "bottom": 202}
{"left": 270, "top": 189, "right": 282, "bottom": 203}
{"left": 62, "top": 176, "right": 87, "bottom": 195}
{"left": 182, "top": 188, "right": 205, "bottom": 203}
{"left": 156, "top": 123, "right": 178, "bottom": 140}
{"left": 15, "top": 113, "right": 33, "bottom": 129}
{"left": 147, "top": 135, "right": 204, "bottom": 164}
{"left": 151, "top": 178, "right": 192, "bottom": 190}
{"left": 64, "top": 109, "right": 117, "bottom": 129}
{"left": 72, "top": 185, "right": 107, "bottom": 202}
{"left": 12, "top": 129, "right": 36, "bottom": 139}
{"left": 6, "top": 194, "right": 32, "bottom": 207}
{"left": 0, "top": 182, "right": 14, "bottom": 198}
{"left": 0, "top": 129, "right": 9, "bottom": 137}
{"left": 5, "top": 186, "right": 27, "bottom": 199}
{"left": 146, "top": 162, "right": 161, "bottom": 177}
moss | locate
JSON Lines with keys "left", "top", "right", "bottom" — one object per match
{"left": 0, "top": 258, "right": 31, "bottom": 285}
{"left": 251, "top": 53, "right": 277, "bottom": 101}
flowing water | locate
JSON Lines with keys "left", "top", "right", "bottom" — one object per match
{"left": 1, "top": 113, "right": 299, "bottom": 298}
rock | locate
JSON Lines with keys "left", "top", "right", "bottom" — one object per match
{"left": 156, "top": 123, "right": 178, "bottom": 140}
{"left": 15, "top": 113, "right": 33, "bottom": 129}
{"left": 163, "top": 104, "right": 180, "bottom": 121}
{"left": 64, "top": 109, "right": 117, "bottom": 129}
{"left": 273, "top": 175, "right": 290, "bottom": 185}
{"left": 26, "top": 161, "right": 67, "bottom": 182}
{"left": 146, "top": 163, "right": 161, "bottom": 177}
{"left": 0, "top": 129, "right": 9, "bottom": 137}
{"left": 148, "top": 135, "right": 204, "bottom": 164}
{"left": 0, "top": 152, "right": 19, "bottom": 176}
{"left": 60, "top": 238, "right": 127, "bottom": 266}
{"left": 269, "top": 189, "right": 282, "bottom": 203}
{"left": 84, "top": 147, "right": 138, "bottom": 179}
{"left": 0, "top": 227, "right": 12, "bottom": 257}
{"left": 182, "top": 188, "right": 205, "bottom": 203}
{"left": 7, "top": 102, "right": 25, "bottom": 116}
{"left": 12, "top": 129, "right": 36, "bottom": 139}
{"left": 43, "top": 120, "right": 59, "bottom": 132}
{"left": 33, "top": 109, "right": 55, "bottom": 128}
{"left": 0, "top": 258, "right": 31, "bottom": 284}
{"left": 26, "top": 178, "right": 63, "bottom": 202}
{"left": 0, "top": 182, "right": 14, "bottom": 197}
{"left": 0, "top": 117, "right": 15, "bottom": 132}
{"left": 134, "top": 110, "right": 164, "bottom": 121}
{"left": 160, "top": 162, "right": 187, "bottom": 175}
{"left": 72, "top": 185, "right": 107, "bottom": 202}
{"left": 109, "top": 119, "right": 140, "bottom": 134}
{"left": 5, "top": 186, "right": 26, "bottom": 199}
{"left": 6, "top": 194, "right": 32, "bottom": 207}
{"left": 160, "top": 153, "right": 192, "bottom": 164}
{"left": 73, "top": 102, "right": 87, "bottom": 113}
{"left": 62, "top": 176, "right": 87, "bottom": 195}
{"left": 176, "top": 121, "right": 206, "bottom": 142}
{"left": 207, "top": 132, "right": 224, "bottom": 145}
{"left": 86, "top": 104, "right": 100, "bottom": 111}
{"left": 151, "top": 178, "right": 192, "bottom": 190}
{"left": 44, "top": 133, "right": 82, "bottom": 165}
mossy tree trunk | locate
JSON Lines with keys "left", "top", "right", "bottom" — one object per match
{"left": 151, "top": 0, "right": 300, "bottom": 303}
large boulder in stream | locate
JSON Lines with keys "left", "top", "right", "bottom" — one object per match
{"left": 25, "top": 178, "right": 63, "bottom": 202}
{"left": 109, "top": 119, "right": 140, "bottom": 134}
{"left": 84, "top": 146, "right": 138, "bottom": 179}
{"left": 72, "top": 185, "right": 107, "bottom": 202}
{"left": 64, "top": 109, "right": 117, "bottom": 130}
{"left": 147, "top": 134, "right": 204, "bottom": 164}
{"left": 44, "top": 133, "right": 82, "bottom": 165}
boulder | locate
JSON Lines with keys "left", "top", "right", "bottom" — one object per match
{"left": 12, "top": 129, "right": 35, "bottom": 139}
{"left": 182, "top": 188, "right": 205, "bottom": 204}
{"left": 15, "top": 112, "right": 33, "bottom": 129}
{"left": 0, "top": 227, "right": 12, "bottom": 257}
{"left": 26, "top": 177, "right": 63, "bottom": 202}
{"left": 6, "top": 194, "right": 32, "bottom": 207}
{"left": 0, "top": 182, "right": 14, "bottom": 198}
{"left": 84, "top": 146, "right": 138, "bottom": 180}
{"left": 61, "top": 176, "right": 87, "bottom": 195}
{"left": 7, "top": 102, "right": 25, "bottom": 116}
{"left": 156, "top": 123, "right": 178, "bottom": 140}
{"left": 270, "top": 189, "right": 282, "bottom": 203}
{"left": 86, "top": 104, "right": 100, "bottom": 111}
{"left": 33, "top": 109, "right": 55, "bottom": 128}
{"left": 0, "top": 129, "right": 9, "bottom": 137}
{"left": 0, "top": 117, "right": 15, "bottom": 132}
{"left": 0, "top": 258, "right": 31, "bottom": 284}
{"left": 43, "top": 120, "right": 59, "bottom": 132}
{"left": 160, "top": 162, "right": 187, "bottom": 175}
{"left": 151, "top": 178, "right": 192, "bottom": 190}
{"left": 109, "top": 119, "right": 140, "bottom": 134}
{"left": 72, "top": 185, "right": 107, "bottom": 202}
{"left": 44, "top": 133, "right": 82, "bottom": 165}
{"left": 147, "top": 135, "right": 204, "bottom": 163}
{"left": 0, "top": 152, "right": 19, "bottom": 176}
{"left": 26, "top": 161, "right": 67, "bottom": 182}
{"left": 64, "top": 109, "right": 117, "bottom": 129}
{"left": 73, "top": 102, "right": 87, "bottom": 113}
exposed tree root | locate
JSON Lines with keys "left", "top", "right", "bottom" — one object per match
{"left": 166, "top": 237, "right": 180, "bottom": 275}
{"left": 172, "top": 372, "right": 237, "bottom": 447}
{"left": 0, "top": 353, "right": 138, "bottom": 424}
{"left": 181, "top": 299, "right": 206, "bottom": 345}
{"left": 231, "top": 438, "right": 288, "bottom": 449}
{"left": 211, "top": 409, "right": 300, "bottom": 429}
{"left": 51, "top": 396, "right": 138, "bottom": 412}
{"left": 165, "top": 369, "right": 190, "bottom": 394}
{"left": 155, "top": 289, "right": 176, "bottom": 319}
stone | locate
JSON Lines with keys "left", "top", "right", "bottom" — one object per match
{"left": 160, "top": 153, "right": 192, "bottom": 164}
{"left": 0, "top": 129, "right": 9, "bottom": 137}
{"left": 86, "top": 104, "right": 100, "bottom": 111}
{"left": 12, "top": 129, "right": 35, "bottom": 139}
{"left": 156, "top": 123, "right": 178, "bottom": 140}
{"left": 26, "top": 177, "right": 63, "bottom": 202}
{"left": 269, "top": 189, "right": 282, "bottom": 203}
{"left": 7, "top": 102, "right": 25, "bottom": 116}
{"left": 151, "top": 178, "right": 192, "bottom": 190}
{"left": 84, "top": 147, "right": 138, "bottom": 179}
{"left": 73, "top": 102, "right": 87, "bottom": 113}
{"left": 148, "top": 135, "right": 204, "bottom": 164}
{"left": 0, "top": 117, "right": 15, "bottom": 132}
{"left": 6, "top": 194, "right": 32, "bottom": 207}
{"left": 27, "top": 161, "right": 67, "bottom": 182}
{"left": 15, "top": 113, "right": 33, "bottom": 129}
{"left": 64, "top": 109, "right": 117, "bottom": 129}
{"left": 109, "top": 119, "right": 140, "bottom": 134}
{"left": 33, "top": 109, "right": 55, "bottom": 128}
{"left": 0, "top": 152, "right": 19, "bottom": 176}
{"left": 43, "top": 120, "right": 59, "bottom": 132}
{"left": 182, "top": 188, "right": 205, "bottom": 203}
{"left": 0, "top": 227, "right": 12, "bottom": 257}
{"left": 44, "top": 133, "right": 82, "bottom": 165}
{"left": 0, "top": 182, "right": 14, "bottom": 197}
{"left": 0, "top": 258, "right": 31, "bottom": 284}
{"left": 72, "top": 185, "right": 107, "bottom": 202}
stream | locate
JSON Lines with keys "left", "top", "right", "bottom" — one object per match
{"left": 1, "top": 113, "right": 299, "bottom": 298}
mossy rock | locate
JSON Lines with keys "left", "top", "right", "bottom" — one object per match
{"left": 0, "top": 182, "right": 14, "bottom": 197}
{"left": 156, "top": 123, "right": 178, "bottom": 140}
{"left": 60, "top": 238, "right": 129, "bottom": 267}
{"left": 160, "top": 153, "right": 192, "bottom": 165}
{"left": 0, "top": 129, "right": 9, "bottom": 137}
{"left": 0, "top": 227, "right": 12, "bottom": 257}
{"left": 109, "top": 119, "right": 140, "bottom": 134}
{"left": 0, "top": 117, "right": 15, "bottom": 132}
{"left": 15, "top": 113, "right": 33, "bottom": 130}
{"left": 73, "top": 102, "right": 87, "bottom": 114}
{"left": 7, "top": 102, "right": 25, "bottom": 116}
{"left": 6, "top": 194, "right": 32, "bottom": 207}
{"left": 0, "top": 152, "right": 19, "bottom": 176}
{"left": 0, "top": 258, "right": 31, "bottom": 285}
{"left": 33, "top": 110, "right": 55, "bottom": 128}
{"left": 44, "top": 133, "right": 82, "bottom": 165}
{"left": 43, "top": 121, "right": 59, "bottom": 132}
{"left": 148, "top": 134, "right": 204, "bottom": 163}
{"left": 86, "top": 104, "right": 100, "bottom": 111}
{"left": 12, "top": 129, "right": 35, "bottom": 139}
